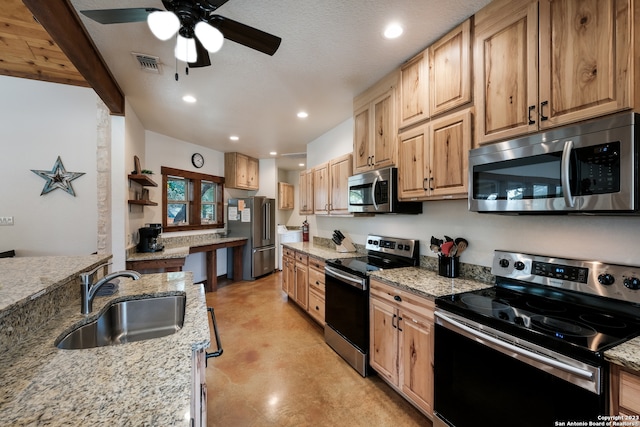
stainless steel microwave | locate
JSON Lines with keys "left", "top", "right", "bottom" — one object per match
{"left": 469, "top": 112, "right": 639, "bottom": 214}
{"left": 348, "top": 167, "right": 422, "bottom": 214}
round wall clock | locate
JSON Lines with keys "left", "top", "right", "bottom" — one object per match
{"left": 191, "top": 153, "right": 204, "bottom": 168}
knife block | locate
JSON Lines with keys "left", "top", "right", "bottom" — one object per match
{"left": 336, "top": 236, "right": 356, "bottom": 253}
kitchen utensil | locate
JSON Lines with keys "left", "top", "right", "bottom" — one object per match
{"left": 455, "top": 238, "right": 468, "bottom": 255}
{"left": 448, "top": 243, "right": 458, "bottom": 257}
{"left": 441, "top": 241, "right": 454, "bottom": 256}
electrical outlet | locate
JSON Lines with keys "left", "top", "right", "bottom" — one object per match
{"left": 0, "top": 216, "right": 14, "bottom": 226}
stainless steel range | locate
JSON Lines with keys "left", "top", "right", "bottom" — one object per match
{"left": 434, "top": 250, "right": 640, "bottom": 427}
{"left": 324, "top": 235, "right": 419, "bottom": 377}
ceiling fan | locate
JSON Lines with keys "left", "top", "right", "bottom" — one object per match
{"left": 79, "top": 0, "right": 282, "bottom": 68}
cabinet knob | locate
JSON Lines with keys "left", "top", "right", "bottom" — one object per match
{"left": 393, "top": 295, "right": 402, "bottom": 302}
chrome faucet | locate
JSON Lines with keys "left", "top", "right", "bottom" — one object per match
{"left": 80, "top": 263, "right": 141, "bottom": 314}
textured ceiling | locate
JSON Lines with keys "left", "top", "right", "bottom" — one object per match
{"left": 15, "top": 0, "right": 493, "bottom": 170}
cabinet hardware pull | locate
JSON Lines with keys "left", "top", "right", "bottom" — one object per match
{"left": 423, "top": 178, "right": 429, "bottom": 191}
{"left": 540, "top": 101, "right": 549, "bottom": 121}
{"left": 398, "top": 316, "right": 403, "bottom": 332}
{"left": 394, "top": 295, "right": 402, "bottom": 302}
{"left": 528, "top": 105, "right": 536, "bottom": 125}
{"left": 429, "top": 177, "right": 434, "bottom": 191}
{"left": 392, "top": 313, "right": 397, "bottom": 329}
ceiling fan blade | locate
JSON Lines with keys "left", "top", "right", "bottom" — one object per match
{"left": 189, "top": 37, "right": 212, "bottom": 68}
{"left": 80, "top": 8, "right": 161, "bottom": 24}
{"left": 207, "top": 15, "right": 282, "bottom": 56}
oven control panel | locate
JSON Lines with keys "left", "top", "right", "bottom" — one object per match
{"left": 365, "top": 235, "right": 418, "bottom": 259}
{"left": 492, "top": 250, "right": 640, "bottom": 304}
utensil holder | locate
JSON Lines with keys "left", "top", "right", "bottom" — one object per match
{"left": 438, "top": 255, "right": 459, "bottom": 278}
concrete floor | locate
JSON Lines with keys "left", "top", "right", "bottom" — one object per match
{"left": 204, "top": 272, "right": 432, "bottom": 426}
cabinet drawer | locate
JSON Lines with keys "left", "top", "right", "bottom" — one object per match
{"left": 370, "top": 279, "right": 434, "bottom": 319}
{"left": 308, "top": 289, "right": 325, "bottom": 324}
{"left": 308, "top": 267, "right": 325, "bottom": 294}
{"left": 309, "top": 256, "right": 325, "bottom": 271}
{"left": 295, "top": 252, "right": 308, "bottom": 265}
{"left": 283, "top": 248, "right": 296, "bottom": 258}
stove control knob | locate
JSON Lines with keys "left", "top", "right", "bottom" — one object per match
{"left": 514, "top": 261, "right": 525, "bottom": 271}
{"left": 499, "top": 259, "right": 510, "bottom": 268}
{"left": 598, "top": 273, "right": 615, "bottom": 286}
{"left": 624, "top": 277, "right": 640, "bottom": 290}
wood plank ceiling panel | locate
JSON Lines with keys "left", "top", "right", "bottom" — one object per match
{"left": 0, "top": 0, "right": 88, "bottom": 87}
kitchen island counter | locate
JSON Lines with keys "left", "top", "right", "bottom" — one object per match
{"left": 0, "top": 271, "right": 210, "bottom": 426}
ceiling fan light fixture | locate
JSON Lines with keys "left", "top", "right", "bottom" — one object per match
{"left": 147, "top": 11, "right": 180, "bottom": 41}
{"left": 195, "top": 22, "right": 224, "bottom": 53}
{"left": 175, "top": 35, "right": 198, "bottom": 63}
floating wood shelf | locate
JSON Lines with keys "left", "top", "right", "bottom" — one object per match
{"left": 128, "top": 174, "right": 158, "bottom": 187}
{"left": 127, "top": 199, "right": 158, "bottom": 206}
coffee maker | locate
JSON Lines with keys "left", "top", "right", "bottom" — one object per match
{"left": 137, "top": 224, "right": 164, "bottom": 253}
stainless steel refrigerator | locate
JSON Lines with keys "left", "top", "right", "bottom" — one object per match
{"left": 227, "top": 197, "right": 276, "bottom": 280}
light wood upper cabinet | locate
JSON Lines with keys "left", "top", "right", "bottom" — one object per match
{"left": 398, "top": 109, "right": 472, "bottom": 201}
{"left": 298, "top": 170, "right": 313, "bottom": 215}
{"left": 224, "top": 152, "right": 259, "bottom": 190}
{"left": 399, "top": 50, "right": 429, "bottom": 129}
{"left": 278, "top": 182, "right": 294, "bottom": 210}
{"left": 353, "top": 72, "right": 398, "bottom": 174}
{"left": 429, "top": 19, "right": 472, "bottom": 117}
{"left": 313, "top": 153, "right": 353, "bottom": 215}
{"left": 474, "top": 0, "right": 634, "bottom": 145}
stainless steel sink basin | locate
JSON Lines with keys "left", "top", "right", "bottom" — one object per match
{"left": 56, "top": 294, "right": 186, "bottom": 350}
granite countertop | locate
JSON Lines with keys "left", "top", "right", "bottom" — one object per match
{"left": 126, "top": 235, "right": 248, "bottom": 262}
{"left": 282, "top": 241, "right": 362, "bottom": 261}
{"left": 370, "top": 266, "right": 492, "bottom": 300}
{"left": 605, "top": 338, "right": 640, "bottom": 372}
{"left": 0, "top": 271, "right": 210, "bottom": 426}
{"left": 0, "top": 254, "right": 112, "bottom": 313}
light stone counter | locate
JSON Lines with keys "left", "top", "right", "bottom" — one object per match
{"left": 126, "top": 235, "right": 248, "bottom": 262}
{"left": 369, "top": 266, "right": 492, "bottom": 300}
{"left": 0, "top": 254, "right": 111, "bottom": 313}
{"left": 0, "top": 271, "right": 210, "bottom": 426}
{"left": 605, "top": 337, "right": 640, "bottom": 372}
{"left": 282, "top": 241, "right": 363, "bottom": 261}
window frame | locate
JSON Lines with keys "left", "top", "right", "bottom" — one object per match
{"left": 161, "top": 166, "right": 225, "bottom": 232}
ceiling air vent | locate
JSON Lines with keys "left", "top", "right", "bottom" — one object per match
{"left": 131, "top": 53, "right": 162, "bottom": 74}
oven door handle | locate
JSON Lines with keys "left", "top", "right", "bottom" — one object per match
{"left": 325, "top": 266, "right": 367, "bottom": 290}
{"left": 435, "top": 311, "right": 594, "bottom": 381}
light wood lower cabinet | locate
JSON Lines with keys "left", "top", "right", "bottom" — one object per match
{"left": 191, "top": 348, "right": 207, "bottom": 427}
{"left": 294, "top": 253, "right": 309, "bottom": 310}
{"left": 307, "top": 256, "right": 326, "bottom": 325}
{"left": 282, "top": 248, "right": 296, "bottom": 298}
{"left": 370, "top": 278, "right": 434, "bottom": 417}
{"left": 611, "top": 364, "right": 640, "bottom": 416}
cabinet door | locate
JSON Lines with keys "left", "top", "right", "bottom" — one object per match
{"left": 397, "top": 124, "right": 429, "bottom": 200}
{"left": 430, "top": 19, "right": 471, "bottom": 116}
{"left": 474, "top": 0, "right": 538, "bottom": 145}
{"left": 313, "top": 163, "right": 329, "bottom": 215}
{"left": 399, "top": 309, "right": 434, "bottom": 416}
{"left": 246, "top": 156, "right": 259, "bottom": 190}
{"left": 400, "top": 50, "right": 429, "bottom": 128}
{"left": 372, "top": 88, "right": 396, "bottom": 169}
{"left": 298, "top": 170, "right": 313, "bottom": 214}
{"left": 235, "top": 153, "right": 249, "bottom": 187}
{"left": 294, "top": 262, "right": 308, "bottom": 309}
{"left": 538, "top": 0, "right": 632, "bottom": 129}
{"left": 329, "top": 154, "right": 353, "bottom": 214}
{"left": 285, "top": 256, "right": 295, "bottom": 297}
{"left": 353, "top": 105, "right": 372, "bottom": 173}
{"left": 370, "top": 297, "right": 399, "bottom": 385}
{"left": 429, "top": 109, "right": 471, "bottom": 199}
{"left": 278, "top": 182, "right": 294, "bottom": 210}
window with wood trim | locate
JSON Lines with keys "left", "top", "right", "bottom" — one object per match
{"left": 161, "top": 166, "right": 225, "bottom": 231}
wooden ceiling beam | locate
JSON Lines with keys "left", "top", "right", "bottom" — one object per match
{"left": 21, "top": 0, "right": 125, "bottom": 115}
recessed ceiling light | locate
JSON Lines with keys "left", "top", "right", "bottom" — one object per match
{"left": 299, "top": 163, "right": 305, "bottom": 167}
{"left": 270, "top": 151, "right": 277, "bottom": 156}
{"left": 297, "top": 111, "right": 308, "bottom": 118}
{"left": 182, "top": 94, "right": 197, "bottom": 103}
{"left": 384, "top": 23, "right": 403, "bottom": 39}
{"left": 229, "top": 136, "right": 239, "bottom": 141}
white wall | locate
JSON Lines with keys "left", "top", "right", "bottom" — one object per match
{"left": 308, "top": 117, "right": 640, "bottom": 268}
{"left": 0, "top": 76, "right": 99, "bottom": 256}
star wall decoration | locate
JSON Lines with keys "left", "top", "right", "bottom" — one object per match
{"left": 31, "top": 156, "right": 85, "bottom": 196}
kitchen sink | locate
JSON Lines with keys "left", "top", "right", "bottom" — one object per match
{"left": 56, "top": 294, "right": 186, "bottom": 350}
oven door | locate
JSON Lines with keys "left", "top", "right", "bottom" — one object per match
{"left": 433, "top": 310, "right": 606, "bottom": 427}
{"left": 469, "top": 114, "right": 636, "bottom": 214}
{"left": 324, "top": 265, "right": 369, "bottom": 376}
